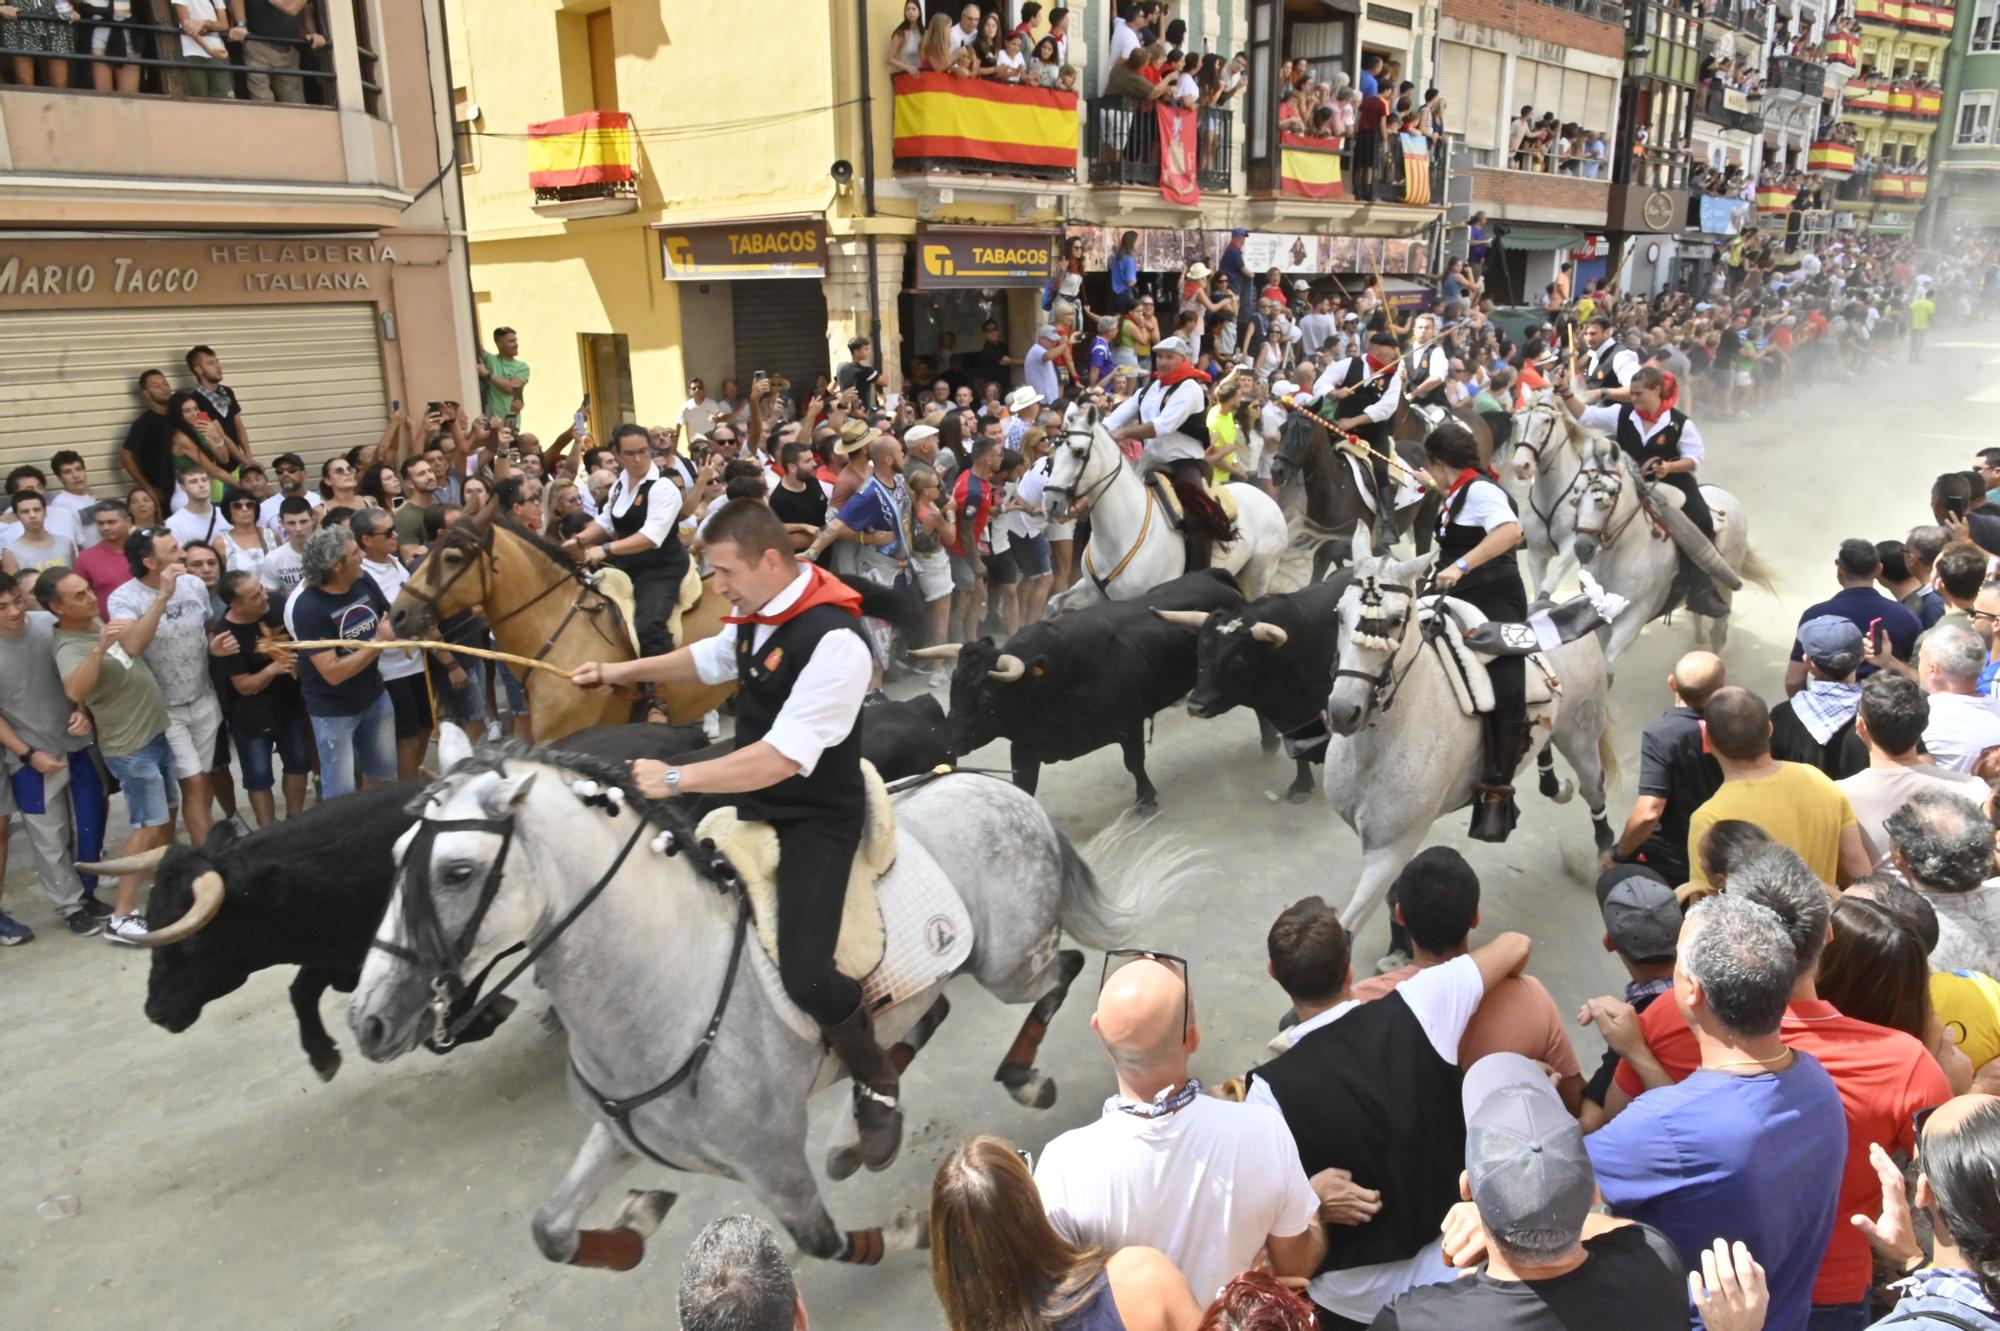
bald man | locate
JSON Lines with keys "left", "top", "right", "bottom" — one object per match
{"left": 1607, "top": 651, "right": 1726, "bottom": 885}
{"left": 1032, "top": 955, "right": 1326, "bottom": 1304}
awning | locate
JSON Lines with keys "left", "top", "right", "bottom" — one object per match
{"left": 1494, "top": 226, "right": 1586, "bottom": 252}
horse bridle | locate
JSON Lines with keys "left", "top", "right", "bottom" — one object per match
{"left": 371, "top": 768, "right": 752, "bottom": 1166}
{"left": 1333, "top": 578, "right": 1424, "bottom": 716}
{"left": 405, "top": 519, "right": 630, "bottom": 662}
{"left": 1572, "top": 445, "right": 1633, "bottom": 545}
{"left": 1054, "top": 420, "right": 1124, "bottom": 515}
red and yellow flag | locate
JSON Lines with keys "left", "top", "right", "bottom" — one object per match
{"left": 891, "top": 73, "right": 1077, "bottom": 171}
{"left": 1399, "top": 131, "right": 1432, "bottom": 207}
{"left": 527, "top": 111, "right": 637, "bottom": 189}
{"left": 1280, "top": 131, "right": 1343, "bottom": 199}
{"left": 1808, "top": 140, "right": 1856, "bottom": 172}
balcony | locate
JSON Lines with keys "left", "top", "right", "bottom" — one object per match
{"left": 891, "top": 73, "right": 1079, "bottom": 203}
{"left": 1084, "top": 98, "right": 1232, "bottom": 197}
{"left": 1873, "top": 171, "right": 1930, "bottom": 199}
{"left": 1699, "top": 0, "right": 1769, "bottom": 38}
{"left": 1532, "top": 0, "right": 1628, "bottom": 21}
{"left": 1698, "top": 85, "right": 1766, "bottom": 134}
{"left": 527, "top": 111, "right": 639, "bottom": 220}
{"left": 1886, "top": 86, "right": 1944, "bottom": 121}
{"left": 1854, "top": 0, "right": 1957, "bottom": 33}
{"left": 1834, "top": 164, "right": 1876, "bottom": 201}
{"left": 1808, "top": 137, "right": 1859, "bottom": 178}
{"left": 1770, "top": 56, "right": 1829, "bottom": 96}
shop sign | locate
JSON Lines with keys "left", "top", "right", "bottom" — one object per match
{"left": 915, "top": 227, "right": 1057, "bottom": 290}
{"left": 658, "top": 218, "right": 827, "bottom": 281}
{"left": 1571, "top": 234, "right": 1607, "bottom": 259}
{"left": 0, "top": 238, "right": 398, "bottom": 309}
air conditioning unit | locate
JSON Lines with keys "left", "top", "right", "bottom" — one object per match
{"left": 1446, "top": 172, "right": 1473, "bottom": 207}
{"left": 1833, "top": 210, "right": 1857, "bottom": 228}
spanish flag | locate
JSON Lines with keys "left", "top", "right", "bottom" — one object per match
{"left": 1874, "top": 176, "right": 1908, "bottom": 198}
{"left": 1808, "top": 140, "right": 1856, "bottom": 172}
{"left": 527, "top": 111, "right": 638, "bottom": 190}
{"left": 1280, "top": 131, "right": 1343, "bottom": 199}
{"left": 892, "top": 73, "right": 1078, "bottom": 171}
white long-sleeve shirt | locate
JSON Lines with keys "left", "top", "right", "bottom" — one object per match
{"left": 590, "top": 463, "right": 683, "bottom": 547}
{"left": 1305, "top": 355, "right": 1403, "bottom": 424}
{"left": 1104, "top": 376, "right": 1208, "bottom": 467}
{"left": 1574, "top": 403, "right": 1706, "bottom": 467}
{"left": 685, "top": 565, "right": 870, "bottom": 777}
{"left": 1583, "top": 342, "right": 1641, "bottom": 388}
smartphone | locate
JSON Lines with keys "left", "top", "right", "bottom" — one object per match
{"left": 1947, "top": 496, "right": 1969, "bottom": 519}
{"left": 753, "top": 369, "right": 768, "bottom": 383}
{"left": 427, "top": 401, "right": 443, "bottom": 416}
{"left": 573, "top": 393, "right": 591, "bottom": 436}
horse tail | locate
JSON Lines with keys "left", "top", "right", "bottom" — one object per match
{"left": 1054, "top": 812, "right": 1214, "bottom": 950}
{"left": 1733, "top": 543, "right": 1779, "bottom": 598}
{"left": 837, "top": 573, "right": 929, "bottom": 642}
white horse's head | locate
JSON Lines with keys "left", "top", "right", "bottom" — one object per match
{"left": 1571, "top": 435, "right": 1627, "bottom": 567}
{"left": 1510, "top": 389, "right": 1568, "bottom": 482}
{"left": 1044, "top": 400, "right": 1117, "bottom": 523}
{"left": 1327, "top": 526, "right": 1436, "bottom": 735}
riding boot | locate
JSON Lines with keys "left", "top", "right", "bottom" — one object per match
{"left": 1469, "top": 715, "right": 1531, "bottom": 843}
{"left": 1676, "top": 553, "right": 1733, "bottom": 619}
{"left": 823, "top": 1005, "right": 903, "bottom": 1171}
{"left": 1184, "top": 526, "right": 1213, "bottom": 573}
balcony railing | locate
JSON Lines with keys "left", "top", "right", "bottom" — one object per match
{"left": 1854, "top": 0, "right": 1956, "bottom": 31}
{"left": 1697, "top": 0, "right": 1769, "bottom": 33}
{"left": 1083, "top": 98, "right": 1232, "bottom": 195}
{"left": 528, "top": 111, "right": 639, "bottom": 219}
{"left": 1533, "top": 0, "right": 1627, "bottom": 22}
{"left": 1699, "top": 85, "right": 1766, "bottom": 133}
{"left": 891, "top": 73, "right": 1078, "bottom": 183}
{"left": 1770, "top": 55, "right": 1828, "bottom": 95}
{"left": 1834, "top": 164, "right": 1875, "bottom": 200}
{"left": 0, "top": 11, "right": 339, "bottom": 104}
{"left": 1808, "top": 137, "right": 1859, "bottom": 177}
{"left": 1873, "top": 171, "right": 1930, "bottom": 199}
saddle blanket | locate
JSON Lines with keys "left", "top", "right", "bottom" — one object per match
{"left": 1148, "top": 471, "right": 1241, "bottom": 524}
{"left": 1341, "top": 450, "right": 1427, "bottom": 516}
{"left": 1422, "top": 597, "right": 1562, "bottom": 720}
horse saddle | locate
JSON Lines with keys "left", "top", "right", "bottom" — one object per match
{"left": 1147, "top": 470, "right": 1240, "bottom": 526}
{"left": 1338, "top": 447, "right": 1426, "bottom": 516}
{"left": 1421, "top": 598, "right": 1565, "bottom": 721}
{"left": 697, "top": 762, "right": 973, "bottom": 1043}
{"left": 584, "top": 562, "right": 703, "bottom": 657}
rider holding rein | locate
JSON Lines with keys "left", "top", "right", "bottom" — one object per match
{"left": 1576, "top": 315, "right": 1640, "bottom": 404}
{"left": 563, "top": 422, "right": 693, "bottom": 659}
{"left": 571, "top": 499, "right": 904, "bottom": 1170}
{"left": 1551, "top": 363, "right": 1731, "bottom": 618}
{"left": 1401, "top": 312, "right": 1451, "bottom": 412}
{"left": 1302, "top": 329, "right": 1405, "bottom": 537}
{"left": 1426, "top": 421, "right": 1531, "bottom": 843}
{"left": 1103, "top": 335, "right": 1230, "bottom": 570}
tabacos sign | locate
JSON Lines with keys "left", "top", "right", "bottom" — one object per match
{"left": 658, "top": 218, "right": 827, "bottom": 280}
{"left": 916, "top": 227, "right": 1056, "bottom": 290}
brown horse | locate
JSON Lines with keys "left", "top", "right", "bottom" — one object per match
{"left": 388, "top": 513, "right": 733, "bottom": 741}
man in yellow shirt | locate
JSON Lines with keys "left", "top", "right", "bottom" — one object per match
{"left": 1909, "top": 289, "right": 1936, "bottom": 364}
{"left": 1685, "top": 686, "right": 1870, "bottom": 888}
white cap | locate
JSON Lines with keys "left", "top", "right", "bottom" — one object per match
{"left": 1272, "top": 379, "right": 1300, "bottom": 397}
{"left": 903, "top": 424, "right": 939, "bottom": 445}
{"left": 1152, "top": 335, "right": 1195, "bottom": 357}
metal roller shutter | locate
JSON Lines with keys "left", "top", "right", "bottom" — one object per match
{"left": 0, "top": 302, "right": 387, "bottom": 483}
{"left": 730, "top": 280, "right": 831, "bottom": 399}
{"left": 1439, "top": 42, "right": 1475, "bottom": 147}
{"left": 1469, "top": 49, "right": 1504, "bottom": 150}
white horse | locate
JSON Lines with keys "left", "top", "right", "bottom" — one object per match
{"left": 1042, "top": 401, "right": 1288, "bottom": 616}
{"left": 1323, "top": 529, "right": 1615, "bottom": 936}
{"left": 1506, "top": 389, "right": 1593, "bottom": 602}
{"left": 1568, "top": 433, "right": 1764, "bottom": 668}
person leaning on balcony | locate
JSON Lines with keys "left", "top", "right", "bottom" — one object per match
{"left": 172, "top": 0, "right": 234, "bottom": 99}
{"left": 887, "top": 0, "right": 922, "bottom": 76}
{"left": 1, "top": 0, "right": 75, "bottom": 89}
{"left": 1028, "top": 33, "right": 1061, "bottom": 86}
{"left": 919, "top": 14, "right": 971, "bottom": 76}
{"left": 229, "top": 0, "right": 325, "bottom": 104}
{"left": 1105, "top": 45, "right": 1161, "bottom": 102}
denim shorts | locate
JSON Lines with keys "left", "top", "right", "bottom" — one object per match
{"left": 1011, "top": 531, "right": 1051, "bottom": 578}
{"left": 103, "top": 733, "right": 180, "bottom": 829}
{"left": 231, "top": 710, "right": 313, "bottom": 792}
{"left": 431, "top": 658, "right": 489, "bottom": 724}
{"left": 309, "top": 691, "right": 397, "bottom": 799}
{"left": 498, "top": 663, "right": 527, "bottom": 715}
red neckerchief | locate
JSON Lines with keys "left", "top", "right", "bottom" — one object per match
{"left": 1153, "top": 359, "right": 1212, "bottom": 390}
{"left": 722, "top": 563, "right": 863, "bottom": 625}
{"left": 1635, "top": 372, "right": 1679, "bottom": 427}
{"left": 1365, "top": 354, "right": 1394, "bottom": 374}
{"left": 1444, "top": 467, "right": 1491, "bottom": 506}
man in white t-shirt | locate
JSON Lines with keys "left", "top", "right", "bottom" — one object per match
{"left": 164, "top": 470, "right": 226, "bottom": 549}
{"left": 951, "top": 1, "right": 981, "bottom": 52}
{"left": 1101, "top": 3, "right": 1148, "bottom": 92}
{"left": 1919, "top": 624, "right": 2000, "bottom": 773}
{"left": 352, "top": 506, "right": 435, "bottom": 780}
{"left": 47, "top": 450, "right": 101, "bottom": 549}
{"left": 1034, "top": 954, "right": 1325, "bottom": 1304}
{"left": 677, "top": 378, "right": 728, "bottom": 448}
{"left": 260, "top": 497, "right": 315, "bottom": 599}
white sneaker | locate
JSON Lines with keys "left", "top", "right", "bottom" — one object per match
{"left": 227, "top": 813, "right": 253, "bottom": 838}
{"left": 701, "top": 710, "right": 722, "bottom": 741}
{"left": 927, "top": 668, "right": 952, "bottom": 690}
{"left": 105, "top": 914, "right": 150, "bottom": 945}
{"left": 483, "top": 720, "right": 503, "bottom": 743}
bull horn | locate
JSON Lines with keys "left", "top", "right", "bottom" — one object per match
{"left": 1152, "top": 609, "right": 1211, "bottom": 627}
{"left": 76, "top": 846, "right": 170, "bottom": 876}
{"left": 987, "top": 654, "right": 1027, "bottom": 683}
{"left": 134, "top": 870, "right": 224, "bottom": 947}
{"left": 908, "top": 644, "right": 963, "bottom": 660}
{"left": 1250, "top": 622, "right": 1290, "bottom": 647}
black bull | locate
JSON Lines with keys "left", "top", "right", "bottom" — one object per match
{"left": 141, "top": 704, "right": 958, "bottom": 1079}
{"left": 938, "top": 570, "right": 1282, "bottom": 808}
{"left": 1184, "top": 568, "right": 1357, "bottom": 802}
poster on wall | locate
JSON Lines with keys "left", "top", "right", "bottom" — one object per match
{"left": 1323, "top": 235, "right": 1358, "bottom": 273}
{"left": 1240, "top": 232, "right": 1317, "bottom": 273}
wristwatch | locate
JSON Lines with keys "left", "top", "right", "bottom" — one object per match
{"left": 1454, "top": 558, "right": 1471, "bottom": 574}
{"left": 664, "top": 766, "right": 682, "bottom": 797}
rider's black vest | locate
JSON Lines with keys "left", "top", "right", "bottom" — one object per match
{"left": 1144, "top": 377, "right": 1209, "bottom": 449}
{"left": 731, "top": 603, "right": 868, "bottom": 824}
{"left": 1340, "top": 355, "right": 1392, "bottom": 426}
{"left": 1614, "top": 405, "right": 1688, "bottom": 467}
{"left": 1403, "top": 346, "right": 1448, "bottom": 408}
{"left": 606, "top": 476, "right": 684, "bottom": 576}
{"left": 1436, "top": 475, "right": 1521, "bottom": 595}
{"left": 1584, "top": 344, "right": 1624, "bottom": 394}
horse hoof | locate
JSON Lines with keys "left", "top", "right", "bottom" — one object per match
{"left": 826, "top": 1141, "right": 863, "bottom": 1182}
{"left": 612, "top": 1189, "right": 677, "bottom": 1239}
{"left": 310, "top": 1048, "right": 342, "bottom": 1083}
{"left": 887, "top": 1208, "right": 930, "bottom": 1253}
{"left": 1008, "top": 1071, "right": 1058, "bottom": 1110}
{"left": 1133, "top": 798, "right": 1160, "bottom": 817}
{"left": 1547, "top": 777, "right": 1574, "bottom": 805}
{"left": 540, "top": 1006, "right": 566, "bottom": 1037}
{"left": 1286, "top": 787, "right": 1312, "bottom": 805}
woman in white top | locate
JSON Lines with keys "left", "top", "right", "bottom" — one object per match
{"left": 0, "top": 490, "right": 76, "bottom": 577}
{"left": 993, "top": 30, "right": 1027, "bottom": 82}
{"left": 886, "top": 0, "right": 922, "bottom": 75}
{"left": 217, "top": 490, "right": 278, "bottom": 581}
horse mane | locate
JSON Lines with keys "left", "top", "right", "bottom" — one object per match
{"left": 485, "top": 512, "right": 593, "bottom": 581}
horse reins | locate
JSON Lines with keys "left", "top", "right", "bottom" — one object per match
{"left": 1060, "top": 423, "right": 1156, "bottom": 596}
{"left": 1334, "top": 579, "right": 1427, "bottom": 715}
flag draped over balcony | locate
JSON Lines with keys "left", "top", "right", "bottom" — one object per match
{"left": 1808, "top": 140, "right": 1856, "bottom": 172}
{"left": 891, "top": 74, "right": 1078, "bottom": 172}
{"left": 1399, "top": 131, "right": 1431, "bottom": 206}
{"left": 527, "top": 111, "right": 638, "bottom": 189}
{"left": 1156, "top": 103, "right": 1199, "bottom": 206}
{"left": 1280, "top": 132, "right": 1343, "bottom": 199}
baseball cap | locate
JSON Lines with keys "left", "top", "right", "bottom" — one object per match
{"left": 1461, "top": 1052, "right": 1596, "bottom": 1245}
{"left": 1232, "top": 227, "right": 1250, "bottom": 238}
{"left": 1798, "top": 613, "right": 1865, "bottom": 676}
{"left": 1594, "top": 862, "right": 1681, "bottom": 963}
{"left": 1152, "top": 335, "right": 1195, "bottom": 357}
{"left": 1035, "top": 324, "right": 1064, "bottom": 343}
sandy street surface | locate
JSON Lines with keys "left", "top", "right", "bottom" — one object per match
{"left": 4, "top": 329, "right": 1997, "bottom": 1330}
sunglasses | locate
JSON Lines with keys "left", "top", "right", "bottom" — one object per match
{"left": 227, "top": 498, "right": 257, "bottom": 509}
{"left": 1099, "top": 949, "right": 1191, "bottom": 1044}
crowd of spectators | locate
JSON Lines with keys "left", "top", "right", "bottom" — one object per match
{"left": 0, "top": 0, "right": 330, "bottom": 101}
{"left": 1507, "top": 108, "right": 1610, "bottom": 179}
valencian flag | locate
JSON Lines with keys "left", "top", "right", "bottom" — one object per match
{"left": 1399, "top": 131, "right": 1431, "bottom": 206}
{"left": 1157, "top": 102, "right": 1200, "bottom": 206}
{"left": 527, "top": 111, "right": 638, "bottom": 190}
{"left": 1280, "top": 131, "right": 1343, "bottom": 199}
{"left": 891, "top": 73, "right": 1078, "bottom": 173}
